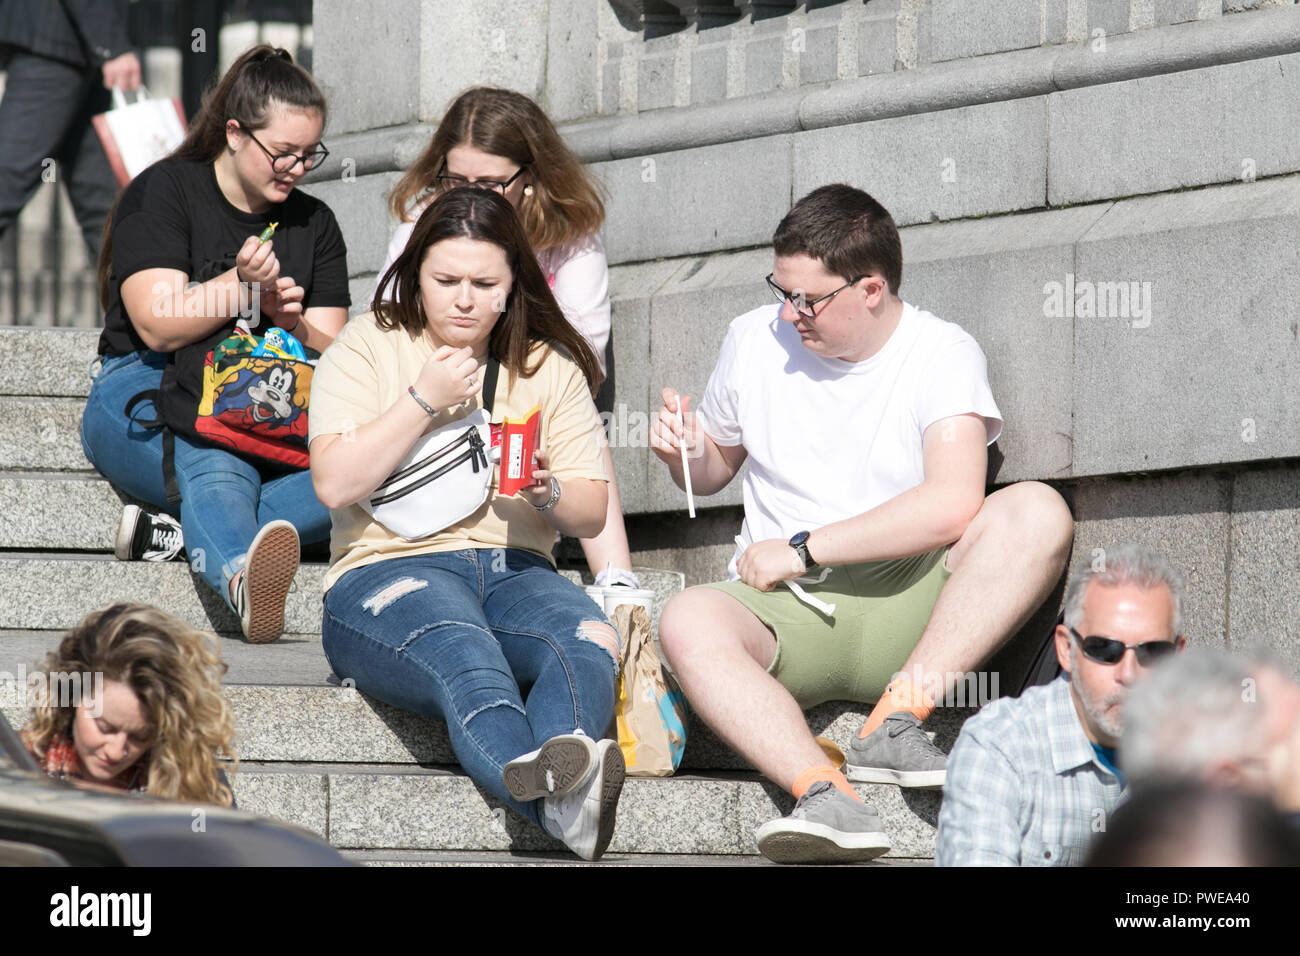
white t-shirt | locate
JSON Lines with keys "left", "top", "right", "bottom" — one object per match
{"left": 695, "top": 302, "right": 1003, "bottom": 578}
{"left": 375, "top": 214, "right": 611, "bottom": 378}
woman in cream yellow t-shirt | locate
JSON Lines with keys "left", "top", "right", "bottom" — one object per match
{"left": 308, "top": 189, "right": 625, "bottom": 861}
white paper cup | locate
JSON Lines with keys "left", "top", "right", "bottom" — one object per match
{"left": 584, "top": 585, "right": 607, "bottom": 609}
{"left": 602, "top": 587, "right": 655, "bottom": 618}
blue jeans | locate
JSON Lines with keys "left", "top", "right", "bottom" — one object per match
{"left": 171, "top": 433, "right": 331, "bottom": 610}
{"left": 321, "top": 549, "right": 619, "bottom": 827}
{"left": 81, "top": 350, "right": 330, "bottom": 609}
{"left": 80, "top": 350, "right": 173, "bottom": 511}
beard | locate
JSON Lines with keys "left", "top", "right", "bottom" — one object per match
{"left": 1069, "top": 646, "right": 1127, "bottom": 742}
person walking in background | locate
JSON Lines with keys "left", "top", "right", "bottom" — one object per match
{"left": 0, "top": 0, "right": 141, "bottom": 259}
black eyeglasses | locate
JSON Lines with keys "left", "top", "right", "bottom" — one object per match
{"left": 436, "top": 161, "right": 528, "bottom": 195}
{"left": 765, "top": 273, "right": 865, "bottom": 321}
{"left": 1068, "top": 627, "right": 1179, "bottom": 667}
{"left": 239, "top": 125, "right": 329, "bottom": 173}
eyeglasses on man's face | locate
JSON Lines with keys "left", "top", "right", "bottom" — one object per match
{"left": 1068, "top": 627, "right": 1179, "bottom": 667}
{"left": 436, "top": 161, "right": 528, "bottom": 195}
{"left": 765, "top": 273, "right": 865, "bottom": 321}
{"left": 239, "top": 124, "right": 329, "bottom": 174}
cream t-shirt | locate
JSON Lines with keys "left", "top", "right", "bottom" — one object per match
{"left": 309, "top": 312, "right": 607, "bottom": 591}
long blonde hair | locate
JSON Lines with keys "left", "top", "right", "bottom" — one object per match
{"left": 22, "top": 604, "right": 237, "bottom": 807}
{"left": 388, "top": 87, "right": 605, "bottom": 252}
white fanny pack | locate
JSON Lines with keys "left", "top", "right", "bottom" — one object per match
{"left": 358, "top": 359, "right": 501, "bottom": 540}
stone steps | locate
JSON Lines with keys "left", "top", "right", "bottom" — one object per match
{"left": 2, "top": 685, "right": 951, "bottom": 859}
{"left": 0, "top": 555, "right": 324, "bottom": 636}
{"left": 0, "top": 474, "right": 134, "bottom": 551}
{"left": 0, "top": 396, "right": 90, "bottom": 471}
{"left": 0, "top": 645, "right": 976, "bottom": 771}
{"left": 0, "top": 328, "right": 96, "bottom": 397}
{"left": 0, "top": 557, "right": 683, "bottom": 637}
{"left": 344, "top": 849, "right": 925, "bottom": 867}
{"left": 213, "top": 763, "right": 941, "bottom": 859}
{"left": 1, "top": 627, "right": 966, "bottom": 860}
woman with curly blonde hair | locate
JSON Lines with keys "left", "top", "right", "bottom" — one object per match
{"left": 21, "top": 603, "right": 236, "bottom": 806}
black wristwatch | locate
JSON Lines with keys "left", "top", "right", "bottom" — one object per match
{"left": 789, "top": 531, "right": 817, "bottom": 571}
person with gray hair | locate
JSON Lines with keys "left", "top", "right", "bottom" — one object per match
{"left": 1122, "top": 647, "right": 1300, "bottom": 803}
{"left": 1062, "top": 543, "right": 1184, "bottom": 639}
{"left": 937, "top": 542, "right": 1186, "bottom": 865}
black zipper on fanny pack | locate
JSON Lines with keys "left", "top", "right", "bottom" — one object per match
{"left": 373, "top": 426, "right": 478, "bottom": 493}
{"left": 369, "top": 429, "right": 489, "bottom": 507}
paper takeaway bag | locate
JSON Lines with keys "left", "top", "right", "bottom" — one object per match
{"left": 608, "top": 604, "right": 687, "bottom": 776}
{"left": 93, "top": 87, "right": 187, "bottom": 187}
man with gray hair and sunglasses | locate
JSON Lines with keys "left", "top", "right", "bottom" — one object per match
{"left": 936, "top": 542, "right": 1186, "bottom": 866}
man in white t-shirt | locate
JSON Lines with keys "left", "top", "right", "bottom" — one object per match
{"left": 650, "top": 184, "right": 1074, "bottom": 864}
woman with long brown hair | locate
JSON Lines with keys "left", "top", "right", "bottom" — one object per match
{"left": 311, "top": 188, "right": 625, "bottom": 861}
{"left": 380, "top": 87, "right": 639, "bottom": 593}
{"left": 79, "top": 45, "right": 349, "bottom": 642}
{"left": 23, "top": 603, "right": 236, "bottom": 806}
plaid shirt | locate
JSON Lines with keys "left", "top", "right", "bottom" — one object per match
{"left": 935, "top": 675, "right": 1124, "bottom": 866}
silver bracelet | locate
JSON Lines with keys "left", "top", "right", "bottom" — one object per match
{"left": 408, "top": 385, "right": 437, "bottom": 417}
{"left": 534, "top": 476, "right": 561, "bottom": 512}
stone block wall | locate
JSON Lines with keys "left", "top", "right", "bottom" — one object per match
{"left": 302, "top": 0, "right": 1300, "bottom": 657}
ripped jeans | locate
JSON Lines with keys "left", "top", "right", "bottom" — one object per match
{"left": 321, "top": 548, "right": 619, "bottom": 826}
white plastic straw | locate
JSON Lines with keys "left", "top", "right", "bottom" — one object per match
{"left": 675, "top": 401, "right": 696, "bottom": 518}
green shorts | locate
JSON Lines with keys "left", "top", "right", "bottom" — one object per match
{"left": 701, "top": 547, "right": 951, "bottom": 708}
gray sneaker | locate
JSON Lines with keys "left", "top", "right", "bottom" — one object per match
{"left": 845, "top": 711, "right": 947, "bottom": 788}
{"left": 755, "top": 781, "right": 891, "bottom": 864}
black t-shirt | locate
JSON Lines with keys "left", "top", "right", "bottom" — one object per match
{"left": 98, "top": 158, "right": 350, "bottom": 357}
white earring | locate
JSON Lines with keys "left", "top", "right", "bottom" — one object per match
{"left": 523, "top": 184, "right": 535, "bottom": 198}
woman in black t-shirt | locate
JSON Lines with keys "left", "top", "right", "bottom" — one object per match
{"left": 81, "top": 45, "right": 349, "bottom": 642}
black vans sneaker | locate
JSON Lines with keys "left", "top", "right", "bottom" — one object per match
{"left": 114, "top": 505, "right": 184, "bottom": 562}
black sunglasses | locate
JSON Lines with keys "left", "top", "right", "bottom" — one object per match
{"left": 1068, "top": 627, "right": 1178, "bottom": 667}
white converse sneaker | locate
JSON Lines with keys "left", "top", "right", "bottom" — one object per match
{"left": 541, "top": 737, "right": 625, "bottom": 861}
{"left": 503, "top": 732, "right": 599, "bottom": 802}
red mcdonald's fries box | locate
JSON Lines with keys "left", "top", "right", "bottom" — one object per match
{"left": 494, "top": 405, "right": 541, "bottom": 497}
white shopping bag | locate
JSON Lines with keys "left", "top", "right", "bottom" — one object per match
{"left": 92, "top": 86, "right": 187, "bottom": 187}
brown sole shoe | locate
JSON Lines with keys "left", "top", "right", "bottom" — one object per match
{"left": 503, "top": 733, "right": 598, "bottom": 802}
{"left": 240, "top": 520, "right": 299, "bottom": 644}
